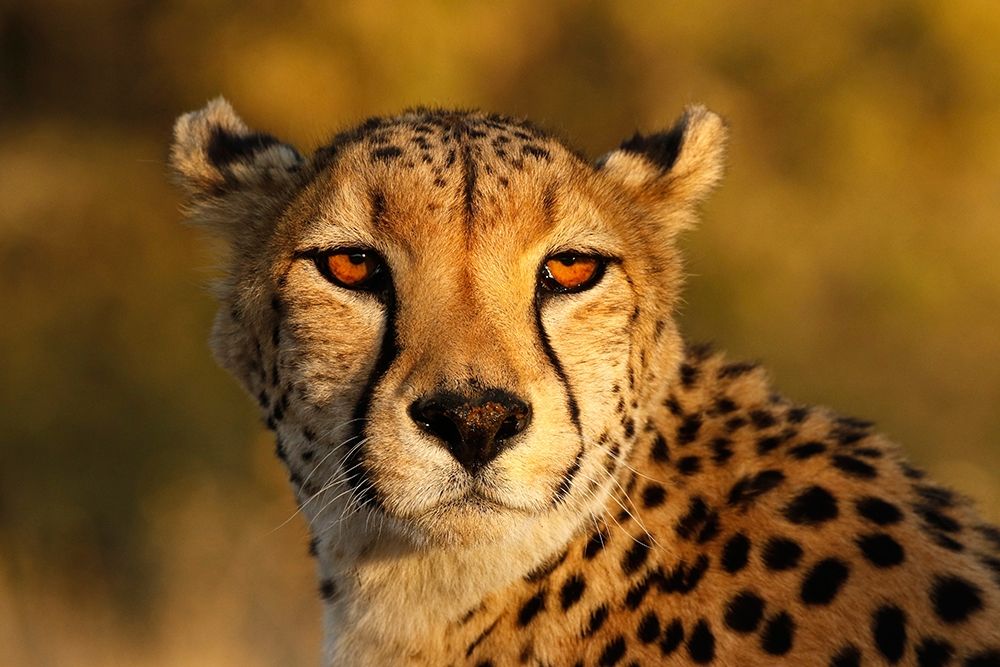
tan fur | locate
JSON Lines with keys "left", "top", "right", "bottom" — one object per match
{"left": 171, "top": 99, "right": 1000, "bottom": 666}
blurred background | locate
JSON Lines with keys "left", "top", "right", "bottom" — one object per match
{"left": 1, "top": 1, "right": 998, "bottom": 664}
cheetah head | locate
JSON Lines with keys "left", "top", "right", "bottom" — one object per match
{"left": 171, "top": 99, "right": 727, "bottom": 548}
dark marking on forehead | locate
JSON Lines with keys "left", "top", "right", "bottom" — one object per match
{"left": 542, "top": 184, "right": 558, "bottom": 226}
{"left": 461, "top": 144, "right": 478, "bottom": 225}
{"left": 370, "top": 189, "right": 387, "bottom": 227}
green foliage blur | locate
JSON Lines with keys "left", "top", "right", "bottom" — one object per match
{"left": 1, "top": 2, "right": 998, "bottom": 664}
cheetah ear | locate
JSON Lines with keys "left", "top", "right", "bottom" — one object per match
{"left": 597, "top": 105, "right": 727, "bottom": 224}
{"left": 170, "top": 97, "right": 305, "bottom": 207}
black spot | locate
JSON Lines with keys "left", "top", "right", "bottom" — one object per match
{"left": 718, "top": 361, "right": 759, "bottom": 379}
{"left": 584, "top": 526, "right": 609, "bottom": 559}
{"left": 725, "top": 416, "right": 748, "bottom": 431}
{"left": 965, "top": 650, "right": 1000, "bottom": 667}
{"left": 560, "top": 574, "right": 586, "bottom": 610}
{"left": 915, "top": 484, "right": 957, "bottom": 508}
{"left": 787, "top": 406, "right": 811, "bottom": 423}
{"left": 675, "top": 497, "right": 710, "bottom": 540}
{"left": 784, "top": 485, "right": 839, "bottom": 525}
{"left": 789, "top": 441, "right": 827, "bottom": 459}
{"left": 915, "top": 637, "right": 954, "bottom": 667}
{"left": 801, "top": 558, "right": 850, "bottom": 605}
{"left": 624, "top": 567, "right": 662, "bottom": 609}
{"left": 637, "top": 611, "right": 661, "bottom": 644}
{"left": 686, "top": 619, "right": 716, "bottom": 664}
{"left": 517, "top": 591, "right": 545, "bottom": 626}
{"left": 724, "top": 591, "right": 765, "bottom": 633}
{"left": 710, "top": 437, "right": 734, "bottom": 465}
{"left": 599, "top": 635, "right": 626, "bottom": 666}
{"left": 830, "top": 645, "right": 862, "bottom": 667}
{"left": 318, "top": 578, "right": 337, "bottom": 601}
{"left": 651, "top": 434, "right": 670, "bottom": 462}
{"left": 677, "top": 414, "right": 703, "bottom": 445}
{"left": 872, "top": 605, "right": 907, "bottom": 663}
{"left": 756, "top": 435, "right": 784, "bottom": 455}
{"left": 660, "top": 554, "right": 709, "bottom": 594}
{"left": 713, "top": 397, "right": 738, "bottom": 414}
{"left": 307, "top": 537, "right": 319, "bottom": 557}
{"left": 660, "top": 618, "right": 684, "bottom": 655}
{"left": 664, "top": 395, "right": 683, "bottom": 416}
{"left": 749, "top": 409, "right": 777, "bottom": 429}
{"left": 727, "top": 469, "right": 786, "bottom": 507}
{"left": 856, "top": 496, "right": 903, "bottom": 526}
{"left": 916, "top": 505, "right": 961, "bottom": 533}
{"left": 762, "top": 537, "right": 803, "bottom": 571}
{"left": 206, "top": 126, "right": 281, "bottom": 167}
{"left": 680, "top": 363, "right": 699, "bottom": 387}
{"left": 832, "top": 454, "right": 878, "bottom": 479}
{"left": 854, "top": 446, "right": 883, "bottom": 459}
{"left": 761, "top": 611, "right": 795, "bottom": 655}
{"left": 857, "top": 533, "right": 905, "bottom": 567}
{"left": 931, "top": 575, "right": 984, "bottom": 624}
{"left": 584, "top": 605, "right": 609, "bottom": 637}
{"left": 642, "top": 483, "right": 667, "bottom": 508}
{"left": 932, "top": 533, "right": 965, "bottom": 552}
{"left": 622, "top": 540, "right": 651, "bottom": 575}
{"left": 370, "top": 145, "right": 403, "bottom": 162}
{"left": 677, "top": 455, "right": 702, "bottom": 475}
{"left": 721, "top": 533, "right": 751, "bottom": 573}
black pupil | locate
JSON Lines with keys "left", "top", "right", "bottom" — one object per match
{"left": 349, "top": 253, "right": 367, "bottom": 266}
{"left": 558, "top": 256, "right": 576, "bottom": 266}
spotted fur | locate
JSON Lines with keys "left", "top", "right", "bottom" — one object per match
{"left": 171, "top": 98, "right": 1000, "bottom": 666}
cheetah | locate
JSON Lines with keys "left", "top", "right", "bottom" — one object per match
{"left": 170, "top": 98, "right": 1000, "bottom": 666}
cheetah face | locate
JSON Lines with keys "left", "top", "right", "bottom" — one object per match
{"left": 171, "top": 100, "right": 727, "bottom": 546}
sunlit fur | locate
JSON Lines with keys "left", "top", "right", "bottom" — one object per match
{"left": 172, "top": 101, "right": 999, "bottom": 665}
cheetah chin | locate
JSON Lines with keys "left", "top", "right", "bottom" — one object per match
{"left": 172, "top": 99, "right": 1000, "bottom": 666}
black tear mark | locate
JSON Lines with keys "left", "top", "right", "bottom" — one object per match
{"left": 207, "top": 126, "right": 281, "bottom": 167}
{"left": 533, "top": 296, "right": 583, "bottom": 439}
{"left": 342, "top": 289, "right": 399, "bottom": 509}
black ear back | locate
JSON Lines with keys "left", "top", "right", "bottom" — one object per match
{"left": 616, "top": 118, "right": 687, "bottom": 173}
{"left": 597, "top": 105, "right": 728, "bottom": 214}
{"left": 170, "top": 97, "right": 304, "bottom": 197}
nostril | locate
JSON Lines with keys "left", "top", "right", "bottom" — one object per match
{"left": 408, "top": 401, "right": 463, "bottom": 449}
{"left": 408, "top": 390, "right": 532, "bottom": 473}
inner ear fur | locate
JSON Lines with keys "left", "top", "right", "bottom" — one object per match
{"left": 598, "top": 105, "right": 728, "bottom": 226}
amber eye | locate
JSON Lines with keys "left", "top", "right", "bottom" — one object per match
{"left": 314, "top": 249, "right": 387, "bottom": 292}
{"left": 539, "top": 253, "right": 606, "bottom": 294}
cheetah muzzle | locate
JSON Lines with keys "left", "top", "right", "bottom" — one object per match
{"left": 171, "top": 99, "right": 1000, "bottom": 666}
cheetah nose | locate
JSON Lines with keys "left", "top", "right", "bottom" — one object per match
{"left": 408, "top": 390, "right": 532, "bottom": 474}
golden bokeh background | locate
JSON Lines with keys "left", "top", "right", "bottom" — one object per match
{"left": 1, "top": 2, "right": 998, "bottom": 664}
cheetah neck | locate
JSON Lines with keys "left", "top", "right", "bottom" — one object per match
{"left": 318, "top": 505, "right": 602, "bottom": 665}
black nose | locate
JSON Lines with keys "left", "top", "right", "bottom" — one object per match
{"left": 408, "top": 389, "right": 532, "bottom": 473}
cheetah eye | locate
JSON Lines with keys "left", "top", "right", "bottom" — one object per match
{"left": 313, "top": 248, "right": 388, "bottom": 292}
{"left": 539, "top": 253, "right": 607, "bottom": 294}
